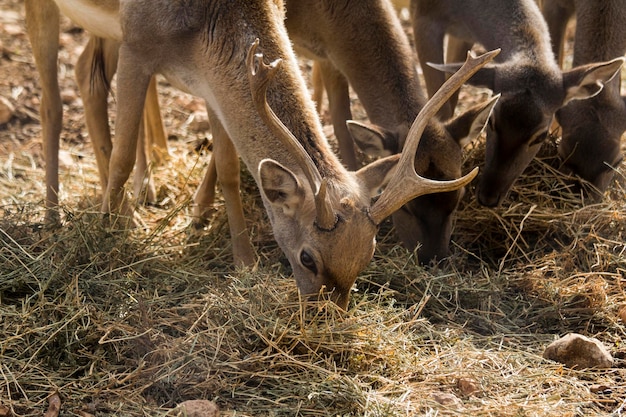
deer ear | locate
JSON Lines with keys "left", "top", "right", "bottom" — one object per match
{"left": 562, "top": 57, "right": 624, "bottom": 104}
{"left": 355, "top": 154, "right": 400, "bottom": 198}
{"left": 259, "top": 159, "right": 305, "bottom": 217}
{"left": 347, "top": 120, "right": 398, "bottom": 157}
{"left": 444, "top": 94, "right": 500, "bottom": 146}
{"left": 428, "top": 61, "right": 497, "bottom": 90}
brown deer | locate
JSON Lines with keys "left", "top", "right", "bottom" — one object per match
{"left": 410, "top": 0, "right": 624, "bottom": 207}
{"left": 26, "top": 0, "right": 495, "bottom": 308}
{"left": 282, "top": 0, "right": 498, "bottom": 263}
{"left": 542, "top": 0, "right": 626, "bottom": 198}
{"left": 24, "top": 1, "right": 168, "bottom": 222}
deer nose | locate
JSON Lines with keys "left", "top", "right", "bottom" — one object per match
{"left": 476, "top": 186, "right": 502, "bottom": 207}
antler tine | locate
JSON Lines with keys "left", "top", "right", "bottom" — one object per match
{"left": 369, "top": 49, "right": 501, "bottom": 225}
{"left": 247, "top": 39, "right": 337, "bottom": 230}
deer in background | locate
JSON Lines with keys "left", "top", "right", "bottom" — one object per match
{"left": 281, "top": 0, "right": 497, "bottom": 263}
{"left": 542, "top": 0, "right": 626, "bottom": 197}
{"left": 26, "top": 0, "right": 493, "bottom": 308}
{"left": 24, "top": 1, "right": 167, "bottom": 222}
{"left": 410, "top": 0, "right": 624, "bottom": 207}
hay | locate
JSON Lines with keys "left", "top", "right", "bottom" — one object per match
{"left": 1, "top": 2, "right": 626, "bottom": 415}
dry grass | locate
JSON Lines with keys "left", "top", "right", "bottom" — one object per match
{"left": 1, "top": 2, "right": 626, "bottom": 416}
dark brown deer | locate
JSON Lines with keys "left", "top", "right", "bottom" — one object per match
{"left": 26, "top": 0, "right": 493, "bottom": 308}
{"left": 542, "top": 0, "right": 626, "bottom": 198}
{"left": 410, "top": 0, "right": 624, "bottom": 207}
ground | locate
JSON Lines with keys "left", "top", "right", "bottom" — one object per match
{"left": 0, "top": 1, "right": 625, "bottom": 417}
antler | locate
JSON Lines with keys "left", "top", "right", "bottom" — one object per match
{"left": 247, "top": 39, "right": 337, "bottom": 230}
{"left": 368, "top": 49, "right": 500, "bottom": 225}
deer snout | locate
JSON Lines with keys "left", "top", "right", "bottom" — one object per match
{"left": 476, "top": 185, "right": 503, "bottom": 207}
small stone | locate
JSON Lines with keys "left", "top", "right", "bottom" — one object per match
{"left": 432, "top": 392, "right": 462, "bottom": 407}
{"left": 188, "top": 111, "right": 211, "bottom": 132}
{"left": 543, "top": 333, "right": 613, "bottom": 369}
{"left": 456, "top": 377, "right": 480, "bottom": 396}
{"left": 171, "top": 400, "right": 219, "bottom": 417}
{"left": 0, "top": 96, "right": 15, "bottom": 125}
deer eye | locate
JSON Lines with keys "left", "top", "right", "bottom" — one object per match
{"left": 299, "top": 250, "right": 318, "bottom": 274}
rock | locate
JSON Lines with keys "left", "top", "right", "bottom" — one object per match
{"left": 543, "top": 333, "right": 613, "bottom": 369}
{"left": 0, "top": 96, "right": 15, "bottom": 125}
{"left": 456, "top": 377, "right": 480, "bottom": 396}
{"left": 171, "top": 400, "right": 219, "bottom": 417}
{"left": 432, "top": 392, "right": 462, "bottom": 407}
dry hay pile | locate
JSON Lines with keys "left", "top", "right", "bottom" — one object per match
{"left": 1, "top": 2, "right": 626, "bottom": 416}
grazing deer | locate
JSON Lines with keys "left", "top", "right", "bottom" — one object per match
{"left": 410, "top": 0, "right": 624, "bottom": 207}
{"left": 542, "top": 0, "right": 626, "bottom": 197}
{"left": 25, "top": 0, "right": 494, "bottom": 308}
{"left": 24, "top": 1, "right": 167, "bottom": 222}
{"left": 278, "top": 0, "right": 498, "bottom": 263}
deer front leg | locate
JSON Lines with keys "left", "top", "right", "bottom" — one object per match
{"left": 205, "top": 111, "right": 255, "bottom": 267}
{"left": 541, "top": 0, "right": 574, "bottom": 67}
{"left": 101, "top": 45, "right": 150, "bottom": 216}
{"left": 318, "top": 60, "right": 358, "bottom": 170}
{"left": 25, "top": 0, "right": 62, "bottom": 223}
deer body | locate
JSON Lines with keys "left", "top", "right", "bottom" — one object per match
{"left": 411, "top": 0, "right": 624, "bottom": 206}
{"left": 282, "top": 0, "right": 497, "bottom": 263}
{"left": 27, "top": 0, "right": 488, "bottom": 308}
{"left": 542, "top": 0, "right": 626, "bottom": 195}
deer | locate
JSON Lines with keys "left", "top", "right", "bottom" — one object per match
{"left": 541, "top": 0, "right": 626, "bottom": 198}
{"left": 25, "top": 0, "right": 496, "bottom": 309}
{"left": 409, "top": 0, "right": 625, "bottom": 207}
{"left": 194, "top": 0, "right": 498, "bottom": 264}
{"left": 24, "top": 0, "right": 168, "bottom": 223}
{"left": 280, "top": 0, "right": 499, "bottom": 263}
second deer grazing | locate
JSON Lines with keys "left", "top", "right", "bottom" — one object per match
{"left": 411, "top": 0, "right": 624, "bottom": 207}
{"left": 27, "top": 0, "right": 494, "bottom": 308}
{"left": 281, "top": 0, "right": 497, "bottom": 263}
{"left": 542, "top": 0, "right": 626, "bottom": 198}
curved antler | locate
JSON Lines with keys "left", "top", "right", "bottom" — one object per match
{"left": 368, "top": 49, "right": 501, "bottom": 225}
{"left": 247, "top": 39, "right": 337, "bottom": 230}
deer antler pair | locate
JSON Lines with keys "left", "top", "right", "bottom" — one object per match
{"left": 248, "top": 38, "right": 499, "bottom": 228}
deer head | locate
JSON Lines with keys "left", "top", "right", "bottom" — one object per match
{"left": 249, "top": 42, "right": 496, "bottom": 308}
{"left": 430, "top": 57, "right": 624, "bottom": 206}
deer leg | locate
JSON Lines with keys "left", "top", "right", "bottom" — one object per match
{"left": 318, "top": 60, "right": 358, "bottom": 170}
{"left": 195, "top": 108, "right": 256, "bottom": 266}
{"left": 445, "top": 35, "right": 474, "bottom": 115}
{"left": 25, "top": 0, "right": 62, "bottom": 222}
{"left": 102, "top": 45, "right": 151, "bottom": 216}
{"left": 143, "top": 76, "right": 169, "bottom": 165}
{"left": 311, "top": 60, "right": 325, "bottom": 114}
{"left": 541, "top": 0, "right": 575, "bottom": 68}
{"left": 412, "top": 14, "right": 453, "bottom": 119}
{"left": 75, "top": 36, "right": 117, "bottom": 191}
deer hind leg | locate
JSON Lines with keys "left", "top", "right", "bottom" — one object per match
{"left": 318, "top": 60, "right": 359, "bottom": 170}
{"left": 194, "top": 109, "right": 256, "bottom": 267}
{"left": 101, "top": 45, "right": 151, "bottom": 216}
{"left": 25, "top": 0, "right": 62, "bottom": 222}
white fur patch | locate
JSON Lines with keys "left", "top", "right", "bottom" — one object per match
{"left": 56, "top": 0, "right": 122, "bottom": 40}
